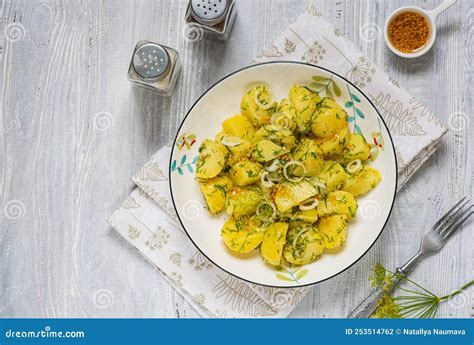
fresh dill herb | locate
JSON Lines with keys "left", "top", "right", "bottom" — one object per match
{"left": 369, "top": 263, "right": 474, "bottom": 318}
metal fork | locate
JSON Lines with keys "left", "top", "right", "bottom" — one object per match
{"left": 348, "top": 196, "right": 473, "bottom": 318}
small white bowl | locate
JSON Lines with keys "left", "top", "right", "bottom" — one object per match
{"left": 384, "top": 0, "right": 456, "bottom": 58}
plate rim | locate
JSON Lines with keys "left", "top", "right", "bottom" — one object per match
{"left": 169, "top": 61, "right": 398, "bottom": 288}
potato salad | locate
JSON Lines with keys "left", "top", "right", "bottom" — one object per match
{"left": 195, "top": 84, "right": 382, "bottom": 267}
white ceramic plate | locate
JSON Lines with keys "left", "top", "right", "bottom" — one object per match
{"left": 169, "top": 62, "right": 397, "bottom": 287}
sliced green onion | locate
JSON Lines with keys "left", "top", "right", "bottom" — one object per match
{"left": 256, "top": 201, "right": 277, "bottom": 220}
{"left": 299, "top": 197, "right": 319, "bottom": 211}
{"left": 254, "top": 87, "right": 274, "bottom": 110}
{"left": 283, "top": 161, "right": 306, "bottom": 183}
{"left": 220, "top": 135, "right": 242, "bottom": 147}
{"left": 271, "top": 113, "right": 292, "bottom": 129}
{"left": 265, "top": 159, "right": 282, "bottom": 172}
{"left": 346, "top": 159, "right": 362, "bottom": 174}
{"left": 260, "top": 171, "right": 274, "bottom": 188}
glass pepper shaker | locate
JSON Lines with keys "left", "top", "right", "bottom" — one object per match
{"left": 127, "top": 40, "right": 181, "bottom": 97}
{"left": 184, "top": 0, "right": 237, "bottom": 41}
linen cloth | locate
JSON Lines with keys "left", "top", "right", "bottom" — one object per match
{"left": 108, "top": 3, "right": 447, "bottom": 318}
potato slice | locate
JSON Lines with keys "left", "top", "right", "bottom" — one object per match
{"left": 317, "top": 190, "right": 357, "bottom": 219}
{"left": 316, "top": 161, "right": 349, "bottom": 192}
{"left": 222, "top": 217, "right": 265, "bottom": 253}
{"left": 229, "top": 160, "right": 263, "bottom": 186}
{"left": 253, "top": 124, "right": 296, "bottom": 149}
{"left": 311, "top": 98, "right": 348, "bottom": 138}
{"left": 226, "top": 186, "right": 263, "bottom": 219}
{"left": 261, "top": 222, "right": 289, "bottom": 266}
{"left": 222, "top": 115, "right": 255, "bottom": 142}
{"left": 195, "top": 139, "right": 227, "bottom": 179}
{"left": 342, "top": 133, "right": 371, "bottom": 163}
{"left": 250, "top": 140, "right": 289, "bottom": 163}
{"left": 240, "top": 85, "right": 275, "bottom": 127}
{"left": 289, "top": 85, "right": 321, "bottom": 133}
{"left": 283, "top": 223, "right": 324, "bottom": 265}
{"left": 318, "top": 214, "right": 348, "bottom": 250}
{"left": 199, "top": 175, "right": 234, "bottom": 214}
{"left": 292, "top": 137, "right": 325, "bottom": 176}
{"left": 344, "top": 165, "right": 382, "bottom": 196}
{"left": 275, "top": 98, "right": 297, "bottom": 131}
{"left": 274, "top": 180, "right": 318, "bottom": 213}
{"left": 315, "top": 126, "right": 350, "bottom": 157}
{"left": 291, "top": 208, "right": 319, "bottom": 224}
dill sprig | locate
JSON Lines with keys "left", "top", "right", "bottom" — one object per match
{"left": 369, "top": 263, "right": 474, "bottom": 318}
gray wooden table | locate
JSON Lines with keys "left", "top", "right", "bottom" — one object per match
{"left": 1, "top": 0, "right": 473, "bottom": 318}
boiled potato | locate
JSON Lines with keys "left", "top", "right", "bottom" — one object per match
{"left": 215, "top": 132, "right": 251, "bottom": 165}
{"left": 342, "top": 133, "right": 371, "bottom": 162}
{"left": 251, "top": 140, "right": 289, "bottom": 163}
{"left": 315, "top": 126, "right": 350, "bottom": 157}
{"left": 344, "top": 165, "right": 382, "bottom": 196}
{"left": 222, "top": 115, "right": 255, "bottom": 142}
{"left": 253, "top": 124, "right": 296, "bottom": 149}
{"left": 274, "top": 180, "right": 318, "bottom": 213}
{"left": 275, "top": 98, "right": 297, "bottom": 131}
{"left": 260, "top": 222, "right": 289, "bottom": 266}
{"left": 229, "top": 160, "right": 263, "bottom": 186}
{"left": 290, "top": 208, "right": 319, "bottom": 224}
{"left": 195, "top": 139, "right": 228, "bottom": 179}
{"left": 226, "top": 141, "right": 251, "bottom": 165}
{"left": 289, "top": 86, "right": 321, "bottom": 133}
{"left": 311, "top": 98, "right": 348, "bottom": 138}
{"left": 226, "top": 186, "right": 263, "bottom": 219}
{"left": 292, "top": 138, "right": 325, "bottom": 176}
{"left": 221, "top": 217, "right": 265, "bottom": 253}
{"left": 317, "top": 190, "right": 357, "bottom": 219}
{"left": 240, "top": 85, "right": 275, "bottom": 127}
{"left": 318, "top": 214, "right": 348, "bottom": 250}
{"left": 283, "top": 223, "right": 324, "bottom": 265}
{"left": 316, "top": 161, "right": 349, "bottom": 192}
{"left": 199, "top": 175, "right": 233, "bottom": 214}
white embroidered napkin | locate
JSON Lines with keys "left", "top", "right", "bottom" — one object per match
{"left": 108, "top": 3, "right": 447, "bottom": 318}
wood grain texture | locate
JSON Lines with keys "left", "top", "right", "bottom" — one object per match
{"left": 0, "top": 0, "right": 472, "bottom": 318}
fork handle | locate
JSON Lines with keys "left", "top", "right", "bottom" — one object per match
{"left": 347, "top": 277, "right": 401, "bottom": 318}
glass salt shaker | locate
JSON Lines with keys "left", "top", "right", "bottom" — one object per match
{"left": 127, "top": 40, "right": 181, "bottom": 97}
{"left": 184, "top": 0, "right": 237, "bottom": 41}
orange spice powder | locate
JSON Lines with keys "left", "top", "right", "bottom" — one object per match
{"left": 388, "top": 12, "right": 430, "bottom": 53}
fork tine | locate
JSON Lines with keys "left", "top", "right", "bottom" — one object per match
{"left": 441, "top": 204, "right": 473, "bottom": 241}
{"left": 433, "top": 197, "right": 470, "bottom": 233}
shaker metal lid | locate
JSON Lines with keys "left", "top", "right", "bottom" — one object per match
{"left": 190, "top": 0, "right": 229, "bottom": 26}
{"left": 132, "top": 42, "right": 170, "bottom": 80}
